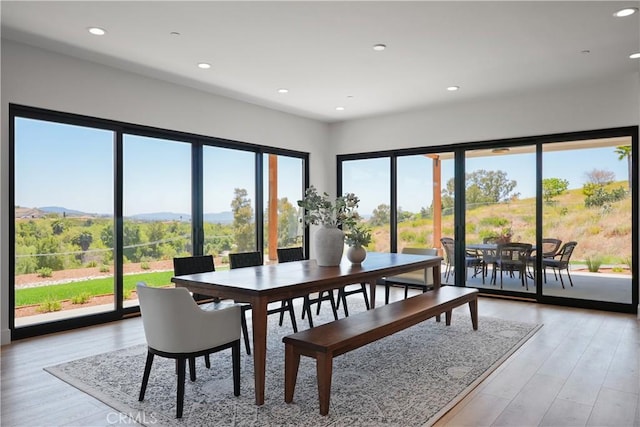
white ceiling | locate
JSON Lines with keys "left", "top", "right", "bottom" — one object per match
{"left": 2, "top": 1, "right": 639, "bottom": 123}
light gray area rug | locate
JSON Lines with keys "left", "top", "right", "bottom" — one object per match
{"left": 45, "top": 302, "right": 541, "bottom": 427}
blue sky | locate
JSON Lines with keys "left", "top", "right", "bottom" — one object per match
{"left": 15, "top": 118, "right": 303, "bottom": 216}
{"left": 15, "top": 118, "right": 628, "bottom": 216}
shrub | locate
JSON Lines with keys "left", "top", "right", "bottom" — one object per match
{"left": 86, "top": 260, "right": 98, "bottom": 268}
{"left": 99, "top": 264, "right": 110, "bottom": 273}
{"left": 585, "top": 257, "right": 603, "bottom": 273}
{"left": 71, "top": 292, "right": 91, "bottom": 304}
{"left": 479, "top": 217, "right": 509, "bottom": 227}
{"left": 37, "top": 267, "right": 53, "bottom": 278}
{"left": 611, "top": 266, "right": 624, "bottom": 273}
{"left": 37, "top": 298, "right": 62, "bottom": 313}
{"left": 123, "top": 289, "right": 132, "bottom": 300}
{"left": 140, "top": 261, "right": 150, "bottom": 270}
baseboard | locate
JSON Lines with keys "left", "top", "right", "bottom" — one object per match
{"left": 1, "top": 328, "right": 11, "bottom": 345}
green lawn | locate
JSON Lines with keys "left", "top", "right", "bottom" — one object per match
{"left": 15, "top": 271, "right": 174, "bottom": 306}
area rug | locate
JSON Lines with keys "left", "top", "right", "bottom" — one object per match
{"left": 45, "top": 303, "right": 541, "bottom": 427}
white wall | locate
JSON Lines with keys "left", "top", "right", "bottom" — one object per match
{"left": 0, "top": 40, "right": 331, "bottom": 344}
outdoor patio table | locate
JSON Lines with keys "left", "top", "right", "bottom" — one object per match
{"left": 171, "top": 251, "right": 442, "bottom": 405}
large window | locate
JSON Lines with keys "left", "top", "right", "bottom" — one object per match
{"left": 10, "top": 105, "right": 308, "bottom": 338}
{"left": 14, "top": 118, "right": 115, "bottom": 326}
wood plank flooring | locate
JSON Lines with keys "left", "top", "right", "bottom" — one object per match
{"left": 1, "top": 287, "right": 638, "bottom": 427}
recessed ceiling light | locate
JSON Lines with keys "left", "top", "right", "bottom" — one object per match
{"left": 170, "top": 31, "right": 181, "bottom": 36}
{"left": 336, "top": 106, "right": 345, "bottom": 111}
{"left": 447, "top": 86, "right": 460, "bottom": 91}
{"left": 630, "top": 52, "right": 640, "bottom": 59}
{"left": 277, "top": 88, "right": 289, "bottom": 94}
{"left": 581, "top": 49, "right": 591, "bottom": 54}
{"left": 372, "top": 44, "right": 386, "bottom": 51}
{"left": 88, "top": 27, "right": 106, "bottom": 36}
{"left": 197, "top": 62, "right": 211, "bottom": 69}
{"left": 613, "top": 7, "right": 638, "bottom": 17}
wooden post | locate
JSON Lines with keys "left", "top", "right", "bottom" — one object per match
{"left": 427, "top": 155, "right": 442, "bottom": 255}
{"left": 268, "top": 155, "right": 278, "bottom": 261}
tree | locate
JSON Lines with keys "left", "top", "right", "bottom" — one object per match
{"left": 51, "top": 218, "right": 67, "bottom": 235}
{"left": 231, "top": 188, "right": 255, "bottom": 252}
{"left": 72, "top": 231, "right": 93, "bottom": 252}
{"left": 615, "top": 145, "right": 632, "bottom": 187}
{"left": 442, "top": 169, "right": 518, "bottom": 210}
{"left": 277, "top": 197, "right": 300, "bottom": 247}
{"left": 584, "top": 168, "right": 615, "bottom": 186}
{"left": 542, "top": 177, "right": 569, "bottom": 204}
{"left": 369, "top": 204, "right": 390, "bottom": 226}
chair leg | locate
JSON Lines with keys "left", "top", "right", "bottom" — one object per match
{"left": 139, "top": 351, "right": 154, "bottom": 401}
{"left": 241, "top": 310, "right": 251, "bottom": 355}
{"left": 558, "top": 270, "right": 566, "bottom": 289}
{"left": 286, "top": 299, "right": 298, "bottom": 333}
{"left": 188, "top": 357, "right": 196, "bottom": 382}
{"left": 176, "top": 358, "right": 186, "bottom": 418}
{"left": 327, "top": 291, "right": 339, "bottom": 320}
{"left": 232, "top": 341, "right": 240, "bottom": 397}
{"left": 278, "top": 300, "right": 287, "bottom": 326}
{"left": 566, "top": 268, "right": 574, "bottom": 287}
{"left": 204, "top": 354, "right": 211, "bottom": 369}
{"left": 385, "top": 284, "right": 391, "bottom": 305}
{"left": 403, "top": 285, "right": 409, "bottom": 300}
{"left": 361, "top": 283, "right": 370, "bottom": 310}
{"left": 304, "top": 295, "right": 314, "bottom": 328}
{"left": 339, "top": 288, "right": 349, "bottom": 317}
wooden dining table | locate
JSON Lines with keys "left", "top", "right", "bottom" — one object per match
{"left": 171, "top": 251, "right": 442, "bottom": 405}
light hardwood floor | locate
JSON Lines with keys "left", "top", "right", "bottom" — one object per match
{"left": 1, "top": 287, "right": 638, "bottom": 427}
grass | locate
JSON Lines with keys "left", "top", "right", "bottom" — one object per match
{"left": 15, "top": 271, "right": 174, "bottom": 307}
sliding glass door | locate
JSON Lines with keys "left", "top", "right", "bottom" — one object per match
{"left": 541, "top": 137, "right": 633, "bottom": 305}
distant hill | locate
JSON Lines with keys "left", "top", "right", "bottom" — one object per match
{"left": 15, "top": 205, "right": 234, "bottom": 224}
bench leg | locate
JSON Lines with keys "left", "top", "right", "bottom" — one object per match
{"left": 445, "top": 310, "right": 452, "bottom": 325}
{"left": 316, "top": 352, "right": 333, "bottom": 416}
{"left": 284, "top": 344, "right": 301, "bottom": 403}
{"left": 469, "top": 298, "right": 478, "bottom": 330}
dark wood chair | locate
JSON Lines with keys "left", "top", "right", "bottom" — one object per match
{"left": 542, "top": 241, "right": 577, "bottom": 288}
{"left": 277, "top": 247, "right": 338, "bottom": 328}
{"left": 229, "top": 251, "right": 299, "bottom": 333}
{"left": 173, "top": 255, "right": 251, "bottom": 355}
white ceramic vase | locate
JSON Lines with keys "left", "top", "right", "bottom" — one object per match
{"left": 346, "top": 245, "right": 367, "bottom": 264}
{"left": 314, "top": 226, "right": 345, "bottom": 266}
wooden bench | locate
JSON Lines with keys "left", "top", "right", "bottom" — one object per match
{"left": 283, "top": 286, "right": 479, "bottom": 415}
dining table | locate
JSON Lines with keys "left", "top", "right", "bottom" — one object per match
{"left": 171, "top": 251, "right": 443, "bottom": 405}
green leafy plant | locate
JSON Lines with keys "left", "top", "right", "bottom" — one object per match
{"left": 345, "top": 223, "right": 372, "bottom": 247}
{"left": 99, "top": 264, "right": 110, "bottom": 273}
{"left": 140, "top": 261, "right": 150, "bottom": 270}
{"left": 70, "top": 292, "right": 91, "bottom": 305}
{"left": 36, "top": 267, "right": 53, "bottom": 278}
{"left": 585, "top": 256, "right": 603, "bottom": 273}
{"left": 297, "top": 185, "right": 360, "bottom": 228}
{"left": 37, "top": 297, "right": 62, "bottom": 313}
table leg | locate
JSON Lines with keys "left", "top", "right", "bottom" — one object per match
{"left": 251, "top": 298, "right": 268, "bottom": 405}
{"left": 432, "top": 263, "right": 442, "bottom": 290}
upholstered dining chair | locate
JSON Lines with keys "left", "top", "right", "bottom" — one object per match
{"left": 229, "top": 251, "right": 299, "bottom": 333}
{"left": 173, "top": 255, "right": 251, "bottom": 355}
{"left": 277, "top": 247, "right": 339, "bottom": 328}
{"left": 379, "top": 247, "right": 438, "bottom": 304}
{"left": 136, "top": 283, "right": 241, "bottom": 418}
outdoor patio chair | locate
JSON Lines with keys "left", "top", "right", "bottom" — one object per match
{"left": 542, "top": 241, "right": 578, "bottom": 288}
{"left": 136, "top": 283, "right": 241, "bottom": 418}
{"left": 229, "top": 251, "right": 299, "bottom": 333}
{"left": 441, "top": 237, "right": 484, "bottom": 281}
{"left": 277, "top": 247, "right": 338, "bottom": 328}
{"left": 491, "top": 242, "right": 533, "bottom": 290}
{"left": 173, "top": 255, "right": 251, "bottom": 355}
